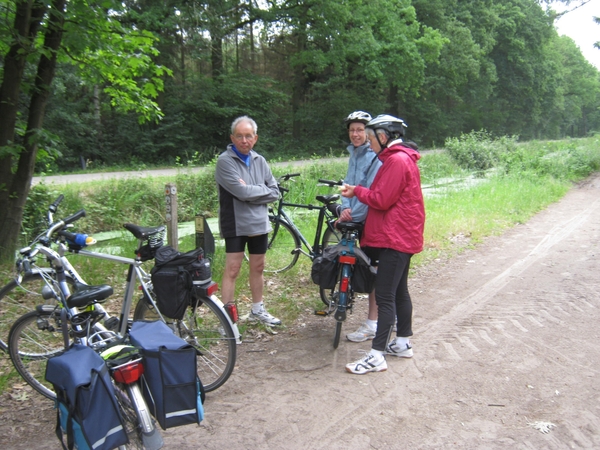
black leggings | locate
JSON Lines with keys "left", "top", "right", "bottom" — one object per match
{"left": 370, "top": 248, "right": 413, "bottom": 352}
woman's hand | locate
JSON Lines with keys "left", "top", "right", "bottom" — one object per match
{"left": 339, "top": 208, "right": 353, "bottom": 222}
{"left": 340, "top": 183, "right": 356, "bottom": 198}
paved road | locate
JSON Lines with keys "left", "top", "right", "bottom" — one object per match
{"left": 30, "top": 158, "right": 349, "bottom": 186}
{"left": 31, "top": 152, "right": 441, "bottom": 186}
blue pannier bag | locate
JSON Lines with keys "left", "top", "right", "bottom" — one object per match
{"left": 45, "top": 344, "right": 128, "bottom": 450}
{"left": 129, "top": 320, "right": 205, "bottom": 430}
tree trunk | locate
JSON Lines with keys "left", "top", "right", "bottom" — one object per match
{"left": 0, "top": 0, "right": 66, "bottom": 262}
{"left": 291, "top": 21, "right": 308, "bottom": 140}
{"left": 211, "top": 33, "right": 224, "bottom": 77}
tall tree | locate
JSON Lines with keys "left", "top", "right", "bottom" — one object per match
{"left": 0, "top": 0, "right": 170, "bottom": 261}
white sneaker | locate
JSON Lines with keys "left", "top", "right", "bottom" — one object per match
{"left": 385, "top": 340, "right": 413, "bottom": 358}
{"left": 249, "top": 307, "right": 282, "bottom": 326}
{"left": 346, "top": 323, "right": 376, "bottom": 342}
{"left": 345, "top": 352, "right": 387, "bottom": 375}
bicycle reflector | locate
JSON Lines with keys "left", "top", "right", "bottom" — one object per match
{"left": 112, "top": 359, "right": 144, "bottom": 385}
{"left": 339, "top": 255, "right": 356, "bottom": 265}
{"left": 194, "top": 281, "right": 219, "bottom": 297}
{"left": 340, "top": 277, "right": 350, "bottom": 292}
{"left": 223, "top": 302, "right": 239, "bottom": 323}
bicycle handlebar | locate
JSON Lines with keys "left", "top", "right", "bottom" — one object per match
{"left": 63, "top": 209, "right": 86, "bottom": 225}
{"left": 278, "top": 173, "right": 301, "bottom": 182}
{"left": 317, "top": 178, "right": 343, "bottom": 187}
{"left": 47, "top": 195, "right": 64, "bottom": 224}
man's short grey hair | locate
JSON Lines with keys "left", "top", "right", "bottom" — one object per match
{"left": 231, "top": 116, "right": 258, "bottom": 135}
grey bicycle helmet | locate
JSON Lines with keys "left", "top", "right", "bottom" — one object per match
{"left": 344, "top": 111, "right": 372, "bottom": 128}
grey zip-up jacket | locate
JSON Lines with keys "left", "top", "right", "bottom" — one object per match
{"left": 215, "top": 144, "right": 279, "bottom": 238}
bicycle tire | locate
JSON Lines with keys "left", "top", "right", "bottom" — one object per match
{"left": 319, "top": 226, "right": 342, "bottom": 306}
{"left": 263, "top": 218, "right": 301, "bottom": 273}
{"left": 133, "top": 295, "right": 236, "bottom": 393}
{"left": 8, "top": 309, "right": 65, "bottom": 399}
{"left": 0, "top": 269, "right": 74, "bottom": 352}
{"left": 333, "top": 321, "right": 342, "bottom": 349}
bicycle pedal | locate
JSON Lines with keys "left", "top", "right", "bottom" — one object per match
{"left": 314, "top": 309, "right": 329, "bottom": 316}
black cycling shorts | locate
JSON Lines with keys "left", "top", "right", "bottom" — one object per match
{"left": 225, "top": 234, "right": 269, "bottom": 254}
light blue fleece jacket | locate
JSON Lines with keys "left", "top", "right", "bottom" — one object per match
{"left": 341, "top": 142, "right": 382, "bottom": 223}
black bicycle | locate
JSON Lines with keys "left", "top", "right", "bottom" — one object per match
{"left": 260, "top": 173, "right": 343, "bottom": 273}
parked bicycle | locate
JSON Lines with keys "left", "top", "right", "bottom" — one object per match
{"left": 4, "top": 195, "right": 239, "bottom": 400}
{"left": 258, "top": 173, "right": 349, "bottom": 306}
{"left": 318, "top": 221, "right": 365, "bottom": 349}
{"left": 258, "top": 173, "right": 342, "bottom": 273}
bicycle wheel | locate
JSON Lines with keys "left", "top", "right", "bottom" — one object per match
{"left": 333, "top": 321, "right": 342, "bottom": 349}
{"left": 8, "top": 309, "right": 65, "bottom": 399}
{"left": 319, "top": 226, "right": 342, "bottom": 306}
{"left": 0, "top": 269, "right": 73, "bottom": 352}
{"left": 263, "top": 218, "right": 300, "bottom": 273}
{"left": 133, "top": 295, "right": 236, "bottom": 392}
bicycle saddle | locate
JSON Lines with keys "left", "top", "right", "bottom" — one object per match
{"left": 335, "top": 221, "right": 363, "bottom": 233}
{"left": 66, "top": 282, "right": 114, "bottom": 308}
{"left": 316, "top": 194, "right": 340, "bottom": 204}
{"left": 123, "top": 223, "right": 166, "bottom": 239}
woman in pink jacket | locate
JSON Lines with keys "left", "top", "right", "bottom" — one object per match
{"left": 340, "top": 114, "right": 425, "bottom": 375}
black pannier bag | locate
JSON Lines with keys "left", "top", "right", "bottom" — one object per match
{"left": 150, "top": 246, "right": 212, "bottom": 320}
{"left": 311, "top": 244, "right": 376, "bottom": 293}
{"left": 351, "top": 247, "right": 377, "bottom": 293}
{"left": 129, "top": 320, "right": 205, "bottom": 430}
{"left": 45, "top": 344, "right": 129, "bottom": 450}
{"left": 311, "top": 245, "right": 339, "bottom": 289}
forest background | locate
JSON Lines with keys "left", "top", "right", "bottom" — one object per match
{"left": 1, "top": 0, "right": 599, "bottom": 261}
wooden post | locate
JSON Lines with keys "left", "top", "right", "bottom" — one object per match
{"left": 165, "top": 183, "right": 178, "bottom": 250}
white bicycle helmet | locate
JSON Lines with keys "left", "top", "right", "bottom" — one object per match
{"left": 344, "top": 111, "right": 372, "bottom": 128}
{"left": 366, "top": 114, "right": 407, "bottom": 148}
{"left": 366, "top": 114, "right": 407, "bottom": 137}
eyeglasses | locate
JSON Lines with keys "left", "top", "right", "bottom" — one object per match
{"left": 233, "top": 134, "right": 255, "bottom": 141}
{"left": 348, "top": 128, "right": 365, "bottom": 134}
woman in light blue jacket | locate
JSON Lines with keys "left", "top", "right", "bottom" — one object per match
{"left": 338, "top": 111, "right": 382, "bottom": 343}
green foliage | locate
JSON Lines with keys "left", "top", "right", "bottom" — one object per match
{"left": 20, "top": 184, "right": 61, "bottom": 244}
{"left": 445, "top": 131, "right": 518, "bottom": 171}
{"left": 499, "top": 138, "right": 600, "bottom": 180}
{"left": 1, "top": 0, "right": 597, "bottom": 174}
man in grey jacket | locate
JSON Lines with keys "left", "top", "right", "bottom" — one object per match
{"left": 215, "top": 116, "right": 282, "bottom": 326}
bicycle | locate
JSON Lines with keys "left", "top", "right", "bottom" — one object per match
{"left": 257, "top": 173, "right": 348, "bottom": 304}
{"left": 5, "top": 195, "right": 239, "bottom": 399}
{"left": 319, "top": 221, "right": 363, "bottom": 349}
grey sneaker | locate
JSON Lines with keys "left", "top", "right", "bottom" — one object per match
{"left": 249, "top": 307, "right": 282, "bottom": 326}
{"left": 385, "top": 340, "right": 413, "bottom": 358}
{"left": 345, "top": 352, "right": 387, "bottom": 375}
{"left": 346, "top": 323, "right": 376, "bottom": 342}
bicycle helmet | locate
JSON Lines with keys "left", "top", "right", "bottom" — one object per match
{"left": 344, "top": 111, "right": 372, "bottom": 128}
{"left": 366, "top": 114, "right": 407, "bottom": 136}
{"left": 365, "top": 114, "right": 407, "bottom": 148}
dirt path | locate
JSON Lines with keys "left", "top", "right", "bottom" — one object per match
{"left": 3, "top": 173, "right": 600, "bottom": 449}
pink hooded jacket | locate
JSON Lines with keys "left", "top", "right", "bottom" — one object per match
{"left": 354, "top": 141, "right": 425, "bottom": 254}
